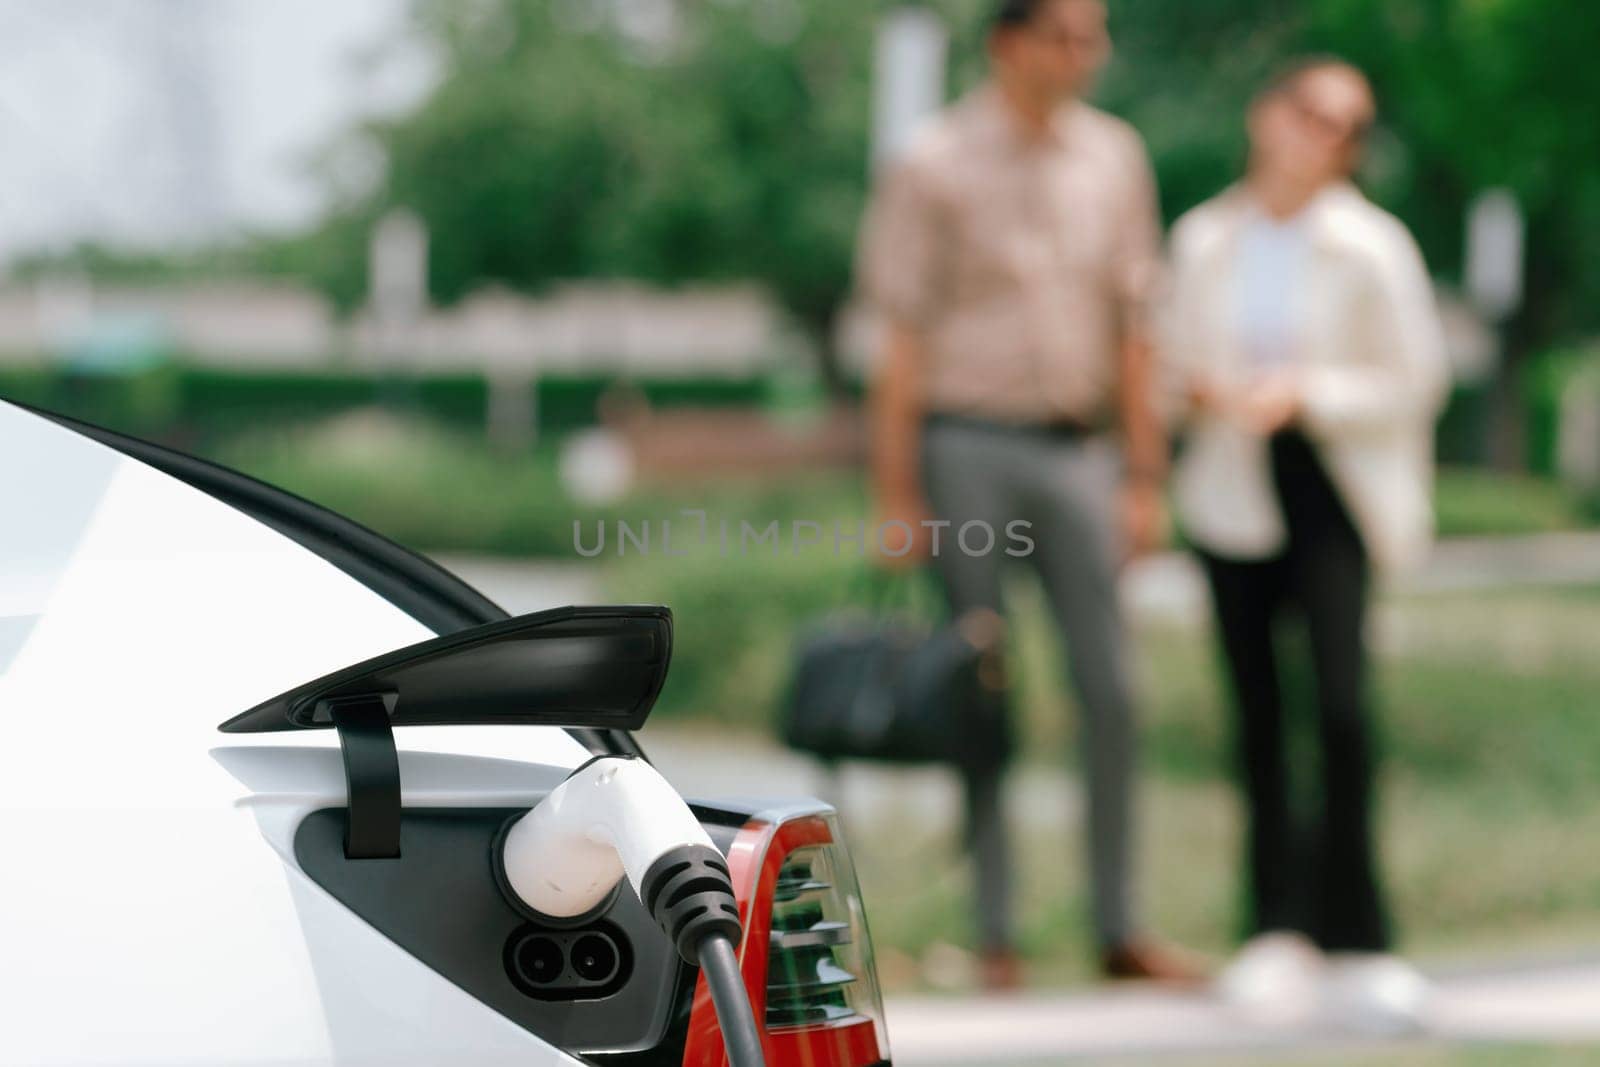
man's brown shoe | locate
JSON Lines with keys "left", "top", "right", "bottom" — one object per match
{"left": 979, "top": 948, "right": 1026, "bottom": 992}
{"left": 1101, "top": 937, "right": 1209, "bottom": 985}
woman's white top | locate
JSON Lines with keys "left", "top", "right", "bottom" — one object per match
{"left": 1165, "top": 182, "right": 1450, "bottom": 574}
{"left": 1235, "top": 207, "right": 1313, "bottom": 373}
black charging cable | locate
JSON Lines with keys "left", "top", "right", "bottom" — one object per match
{"left": 642, "top": 846, "right": 768, "bottom": 1067}
{"left": 698, "top": 932, "right": 766, "bottom": 1067}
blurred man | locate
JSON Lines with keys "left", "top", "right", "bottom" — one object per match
{"left": 856, "top": 0, "right": 1195, "bottom": 986}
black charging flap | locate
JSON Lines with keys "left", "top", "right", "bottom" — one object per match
{"left": 218, "top": 605, "right": 673, "bottom": 734}
{"left": 217, "top": 606, "right": 672, "bottom": 860}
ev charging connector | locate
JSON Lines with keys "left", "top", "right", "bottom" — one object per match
{"left": 219, "top": 608, "right": 764, "bottom": 1064}
{"left": 500, "top": 756, "right": 766, "bottom": 1067}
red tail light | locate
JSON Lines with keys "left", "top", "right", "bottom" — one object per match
{"left": 683, "top": 809, "right": 890, "bottom": 1066}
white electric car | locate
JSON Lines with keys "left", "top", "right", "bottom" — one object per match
{"left": 0, "top": 399, "right": 890, "bottom": 1067}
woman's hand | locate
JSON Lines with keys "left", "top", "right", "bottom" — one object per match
{"left": 1194, "top": 371, "right": 1303, "bottom": 435}
{"left": 1236, "top": 373, "right": 1304, "bottom": 435}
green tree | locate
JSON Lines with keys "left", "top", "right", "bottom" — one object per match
{"left": 278, "top": 0, "right": 1598, "bottom": 435}
{"left": 308, "top": 0, "right": 884, "bottom": 386}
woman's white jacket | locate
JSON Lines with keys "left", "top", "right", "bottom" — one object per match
{"left": 1166, "top": 183, "right": 1451, "bottom": 574}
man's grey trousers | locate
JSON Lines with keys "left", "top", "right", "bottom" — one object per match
{"left": 920, "top": 418, "right": 1139, "bottom": 951}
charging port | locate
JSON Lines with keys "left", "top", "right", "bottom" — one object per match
{"left": 504, "top": 923, "right": 632, "bottom": 1000}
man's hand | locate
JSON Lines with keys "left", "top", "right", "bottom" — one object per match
{"left": 1188, "top": 374, "right": 1230, "bottom": 416}
{"left": 1119, "top": 480, "right": 1167, "bottom": 564}
{"left": 873, "top": 491, "right": 934, "bottom": 570}
{"left": 869, "top": 321, "right": 931, "bottom": 571}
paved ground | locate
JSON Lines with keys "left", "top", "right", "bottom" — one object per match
{"left": 882, "top": 957, "right": 1600, "bottom": 1065}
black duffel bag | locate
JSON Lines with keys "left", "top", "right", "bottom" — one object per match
{"left": 781, "top": 597, "right": 1012, "bottom": 770}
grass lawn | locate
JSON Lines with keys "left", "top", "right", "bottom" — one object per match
{"left": 211, "top": 413, "right": 1595, "bottom": 558}
{"left": 212, "top": 412, "right": 864, "bottom": 558}
{"left": 1432, "top": 466, "right": 1592, "bottom": 539}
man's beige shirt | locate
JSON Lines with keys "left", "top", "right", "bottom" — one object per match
{"left": 857, "top": 84, "right": 1162, "bottom": 423}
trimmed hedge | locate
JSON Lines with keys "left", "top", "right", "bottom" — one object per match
{"left": 1, "top": 358, "right": 1552, "bottom": 470}
{"left": 0, "top": 363, "right": 774, "bottom": 446}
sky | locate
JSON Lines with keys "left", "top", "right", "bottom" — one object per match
{"left": 0, "top": 0, "right": 433, "bottom": 260}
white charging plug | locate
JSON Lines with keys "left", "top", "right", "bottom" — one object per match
{"left": 500, "top": 755, "right": 720, "bottom": 920}
{"left": 498, "top": 755, "right": 765, "bottom": 1066}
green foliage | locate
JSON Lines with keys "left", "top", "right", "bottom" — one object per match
{"left": 211, "top": 411, "right": 867, "bottom": 558}
{"left": 1521, "top": 346, "right": 1600, "bottom": 476}
{"left": 243, "top": 211, "right": 384, "bottom": 314}
{"left": 21, "top": 2, "right": 1600, "bottom": 369}
{"left": 1432, "top": 464, "right": 1586, "bottom": 536}
{"left": 221, "top": 417, "right": 581, "bottom": 555}
{"left": 620, "top": 542, "right": 1600, "bottom": 794}
{"left": 606, "top": 549, "right": 866, "bottom": 729}
{"left": 1096, "top": 0, "right": 1305, "bottom": 223}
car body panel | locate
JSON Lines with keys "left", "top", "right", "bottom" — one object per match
{"left": 0, "top": 402, "right": 592, "bottom": 1063}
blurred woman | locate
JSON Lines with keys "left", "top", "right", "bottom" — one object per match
{"left": 1166, "top": 58, "right": 1449, "bottom": 1030}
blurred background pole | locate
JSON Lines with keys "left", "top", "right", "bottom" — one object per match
{"left": 1466, "top": 188, "right": 1527, "bottom": 471}
{"left": 871, "top": 5, "right": 949, "bottom": 171}
{"left": 368, "top": 208, "right": 429, "bottom": 411}
{"left": 861, "top": 3, "right": 946, "bottom": 435}
{"left": 488, "top": 365, "right": 539, "bottom": 455}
